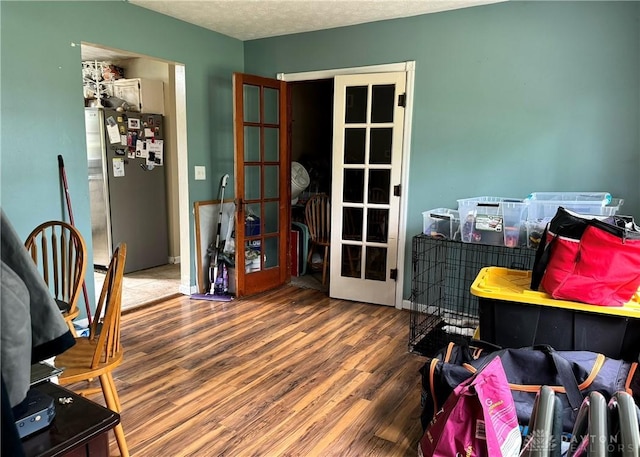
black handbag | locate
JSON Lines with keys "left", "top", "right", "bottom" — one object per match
{"left": 419, "top": 341, "right": 639, "bottom": 433}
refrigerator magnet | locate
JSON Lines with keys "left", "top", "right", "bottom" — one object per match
{"left": 136, "top": 140, "right": 148, "bottom": 159}
{"left": 127, "top": 131, "right": 138, "bottom": 146}
{"left": 107, "top": 118, "right": 120, "bottom": 144}
{"left": 148, "top": 141, "right": 163, "bottom": 166}
{"left": 113, "top": 158, "right": 125, "bottom": 177}
{"left": 128, "top": 118, "right": 140, "bottom": 130}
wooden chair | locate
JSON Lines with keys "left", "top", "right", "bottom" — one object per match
{"left": 55, "top": 243, "right": 129, "bottom": 457}
{"left": 24, "top": 220, "right": 87, "bottom": 336}
{"left": 305, "top": 194, "right": 331, "bottom": 286}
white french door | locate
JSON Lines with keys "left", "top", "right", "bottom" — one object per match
{"left": 329, "top": 72, "right": 406, "bottom": 306}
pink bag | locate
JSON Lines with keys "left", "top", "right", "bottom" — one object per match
{"left": 419, "top": 357, "right": 521, "bottom": 457}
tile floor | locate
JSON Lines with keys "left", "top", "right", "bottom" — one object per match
{"left": 94, "top": 263, "right": 181, "bottom": 312}
{"left": 290, "top": 271, "right": 328, "bottom": 292}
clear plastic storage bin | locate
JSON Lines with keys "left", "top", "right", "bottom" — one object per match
{"left": 524, "top": 199, "right": 626, "bottom": 249}
{"left": 525, "top": 192, "right": 621, "bottom": 221}
{"left": 602, "top": 198, "right": 624, "bottom": 216}
{"left": 524, "top": 193, "right": 624, "bottom": 249}
{"left": 457, "top": 197, "right": 527, "bottom": 247}
{"left": 525, "top": 219, "right": 549, "bottom": 250}
{"left": 527, "top": 192, "right": 611, "bottom": 203}
{"left": 422, "top": 208, "right": 460, "bottom": 240}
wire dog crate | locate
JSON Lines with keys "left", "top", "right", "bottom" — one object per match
{"left": 409, "top": 235, "right": 536, "bottom": 356}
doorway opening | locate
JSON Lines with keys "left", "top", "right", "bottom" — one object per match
{"left": 289, "top": 79, "right": 334, "bottom": 293}
{"left": 81, "top": 43, "right": 189, "bottom": 312}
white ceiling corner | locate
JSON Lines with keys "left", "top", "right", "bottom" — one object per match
{"left": 127, "top": 0, "right": 507, "bottom": 41}
{"left": 81, "top": 45, "right": 141, "bottom": 62}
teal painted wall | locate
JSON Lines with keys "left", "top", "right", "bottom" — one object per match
{"left": 244, "top": 1, "right": 640, "bottom": 299}
{"left": 1, "top": 1, "right": 638, "bottom": 308}
{"left": 0, "top": 1, "right": 243, "bottom": 316}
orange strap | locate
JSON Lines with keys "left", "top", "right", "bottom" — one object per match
{"left": 444, "top": 342, "right": 455, "bottom": 363}
{"left": 506, "top": 353, "right": 605, "bottom": 393}
{"left": 625, "top": 362, "right": 638, "bottom": 395}
{"left": 461, "top": 354, "right": 607, "bottom": 394}
{"left": 428, "top": 358, "right": 440, "bottom": 420}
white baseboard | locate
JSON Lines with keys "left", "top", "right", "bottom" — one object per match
{"left": 179, "top": 284, "right": 197, "bottom": 295}
{"left": 402, "top": 299, "right": 411, "bottom": 310}
{"left": 168, "top": 256, "right": 181, "bottom": 264}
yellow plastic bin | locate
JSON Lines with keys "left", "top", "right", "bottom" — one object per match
{"left": 470, "top": 267, "right": 640, "bottom": 361}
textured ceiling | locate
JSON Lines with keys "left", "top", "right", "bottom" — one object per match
{"left": 82, "top": 45, "right": 142, "bottom": 62}
{"left": 128, "top": 0, "right": 506, "bottom": 41}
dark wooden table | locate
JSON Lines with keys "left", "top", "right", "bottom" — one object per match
{"left": 21, "top": 382, "right": 119, "bottom": 457}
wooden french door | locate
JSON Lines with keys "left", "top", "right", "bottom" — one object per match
{"left": 233, "top": 73, "right": 289, "bottom": 297}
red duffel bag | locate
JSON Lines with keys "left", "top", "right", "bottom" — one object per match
{"left": 530, "top": 207, "right": 640, "bottom": 307}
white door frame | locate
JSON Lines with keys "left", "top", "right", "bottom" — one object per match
{"left": 278, "top": 61, "right": 415, "bottom": 309}
{"left": 174, "top": 64, "right": 193, "bottom": 295}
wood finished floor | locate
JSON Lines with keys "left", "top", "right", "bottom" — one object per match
{"left": 77, "top": 285, "right": 427, "bottom": 456}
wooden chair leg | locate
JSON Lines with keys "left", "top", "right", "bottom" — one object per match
{"left": 322, "top": 246, "right": 329, "bottom": 286}
{"left": 307, "top": 244, "right": 314, "bottom": 272}
{"left": 66, "top": 319, "right": 78, "bottom": 337}
{"left": 112, "top": 423, "right": 130, "bottom": 457}
{"left": 100, "top": 373, "right": 129, "bottom": 457}
{"left": 103, "top": 372, "right": 122, "bottom": 412}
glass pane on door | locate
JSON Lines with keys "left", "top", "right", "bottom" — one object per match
{"left": 264, "top": 237, "right": 279, "bottom": 268}
{"left": 264, "top": 166, "right": 279, "bottom": 199}
{"left": 264, "top": 201, "right": 279, "bottom": 234}
{"left": 245, "top": 201, "right": 262, "bottom": 273}
{"left": 264, "top": 127, "right": 279, "bottom": 162}
{"left": 343, "top": 169, "right": 364, "bottom": 203}
{"left": 342, "top": 207, "right": 363, "bottom": 241}
{"left": 244, "top": 166, "right": 261, "bottom": 200}
{"left": 370, "top": 128, "right": 393, "bottom": 164}
{"left": 245, "top": 203, "right": 261, "bottom": 238}
{"left": 243, "top": 85, "right": 260, "bottom": 123}
{"left": 368, "top": 170, "right": 390, "bottom": 203}
{"left": 366, "top": 209, "right": 388, "bottom": 243}
{"left": 344, "top": 128, "right": 366, "bottom": 164}
{"left": 264, "top": 88, "right": 279, "bottom": 124}
{"left": 371, "top": 84, "right": 395, "bottom": 123}
{"left": 345, "top": 86, "right": 367, "bottom": 123}
{"left": 245, "top": 241, "right": 262, "bottom": 273}
{"left": 244, "top": 126, "right": 260, "bottom": 162}
{"left": 341, "top": 245, "right": 361, "bottom": 278}
{"left": 365, "top": 246, "right": 387, "bottom": 281}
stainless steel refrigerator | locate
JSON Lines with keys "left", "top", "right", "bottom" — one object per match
{"left": 85, "top": 107, "right": 168, "bottom": 274}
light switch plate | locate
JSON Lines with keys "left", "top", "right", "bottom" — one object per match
{"left": 194, "top": 166, "right": 206, "bottom": 180}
